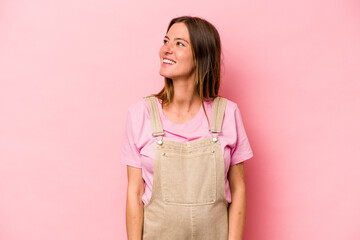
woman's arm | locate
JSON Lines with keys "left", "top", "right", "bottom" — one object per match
{"left": 228, "top": 162, "right": 246, "bottom": 240}
{"left": 126, "top": 166, "right": 145, "bottom": 240}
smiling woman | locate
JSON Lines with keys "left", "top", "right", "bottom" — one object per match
{"left": 159, "top": 22, "right": 196, "bottom": 87}
{"left": 156, "top": 17, "right": 222, "bottom": 123}
{"left": 121, "top": 16, "right": 253, "bottom": 240}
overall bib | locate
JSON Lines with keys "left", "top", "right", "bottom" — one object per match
{"left": 143, "top": 95, "right": 229, "bottom": 240}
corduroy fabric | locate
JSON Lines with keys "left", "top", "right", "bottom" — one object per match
{"left": 144, "top": 96, "right": 165, "bottom": 137}
{"left": 142, "top": 96, "right": 229, "bottom": 240}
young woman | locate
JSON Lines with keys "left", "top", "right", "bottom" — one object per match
{"left": 121, "top": 16, "right": 254, "bottom": 240}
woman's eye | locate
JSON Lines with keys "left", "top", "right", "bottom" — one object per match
{"left": 162, "top": 40, "right": 184, "bottom": 46}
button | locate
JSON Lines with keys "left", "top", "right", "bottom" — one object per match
{"left": 157, "top": 140, "right": 163, "bottom": 145}
{"left": 212, "top": 137, "right": 218, "bottom": 142}
{"left": 162, "top": 152, "right": 166, "bottom": 156}
{"left": 211, "top": 150, "right": 215, "bottom": 153}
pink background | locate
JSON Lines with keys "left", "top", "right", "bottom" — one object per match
{"left": 1, "top": 0, "right": 359, "bottom": 239}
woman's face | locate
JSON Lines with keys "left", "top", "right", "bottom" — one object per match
{"left": 159, "top": 22, "right": 196, "bottom": 81}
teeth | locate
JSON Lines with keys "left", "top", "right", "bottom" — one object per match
{"left": 163, "top": 59, "right": 176, "bottom": 64}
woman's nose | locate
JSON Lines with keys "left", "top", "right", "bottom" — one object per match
{"left": 163, "top": 42, "right": 174, "bottom": 54}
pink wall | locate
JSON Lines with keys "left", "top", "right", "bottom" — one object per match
{"left": 1, "top": 0, "right": 359, "bottom": 239}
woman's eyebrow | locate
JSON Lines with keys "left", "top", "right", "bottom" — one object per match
{"left": 164, "top": 35, "right": 189, "bottom": 44}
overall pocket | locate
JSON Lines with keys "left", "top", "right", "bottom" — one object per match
{"left": 160, "top": 151, "right": 216, "bottom": 205}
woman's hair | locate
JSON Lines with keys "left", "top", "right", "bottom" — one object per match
{"left": 154, "top": 16, "right": 223, "bottom": 125}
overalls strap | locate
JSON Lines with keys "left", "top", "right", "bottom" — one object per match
{"left": 210, "top": 96, "right": 227, "bottom": 133}
{"left": 144, "top": 95, "right": 227, "bottom": 135}
{"left": 143, "top": 95, "right": 164, "bottom": 136}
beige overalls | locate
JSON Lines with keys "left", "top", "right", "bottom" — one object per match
{"left": 143, "top": 95, "right": 229, "bottom": 240}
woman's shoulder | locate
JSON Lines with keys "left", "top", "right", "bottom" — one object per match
{"left": 218, "top": 96, "right": 239, "bottom": 114}
{"left": 126, "top": 96, "right": 150, "bottom": 117}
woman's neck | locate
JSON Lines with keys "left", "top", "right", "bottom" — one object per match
{"left": 167, "top": 77, "right": 201, "bottom": 114}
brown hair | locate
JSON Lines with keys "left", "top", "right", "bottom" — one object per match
{"left": 154, "top": 16, "right": 223, "bottom": 125}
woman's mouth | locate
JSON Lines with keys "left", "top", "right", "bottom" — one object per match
{"left": 162, "top": 58, "right": 176, "bottom": 65}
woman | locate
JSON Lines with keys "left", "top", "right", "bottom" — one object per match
{"left": 121, "top": 16, "right": 253, "bottom": 240}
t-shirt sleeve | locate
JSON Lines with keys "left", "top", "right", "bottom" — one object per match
{"left": 120, "top": 107, "right": 142, "bottom": 168}
{"left": 230, "top": 105, "right": 254, "bottom": 165}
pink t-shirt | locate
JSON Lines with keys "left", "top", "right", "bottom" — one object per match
{"left": 120, "top": 96, "right": 253, "bottom": 205}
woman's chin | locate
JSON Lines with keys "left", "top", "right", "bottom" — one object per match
{"left": 159, "top": 71, "right": 173, "bottom": 78}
